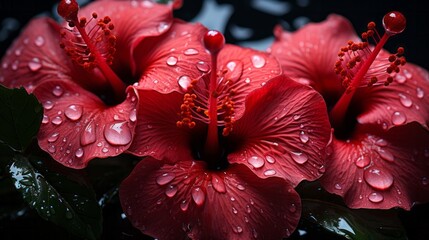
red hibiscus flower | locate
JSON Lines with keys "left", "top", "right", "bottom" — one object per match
{"left": 270, "top": 12, "right": 429, "bottom": 210}
{"left": 0, "top": 0, "right": 209, "bottom": 168}
{"left": 119, "top": 31, "right": 331, "bottom": 239}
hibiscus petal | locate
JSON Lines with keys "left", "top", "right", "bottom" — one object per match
{"left": 33, "top": 80, "right": 139, "bottom": 169}
{"left": 269, "top": 14, "right": 358, "bottom": 105}
{"left": 0, "top": 18, "right": 73, "bottom": 91}
{"left": 355, "top": 62, "right": 429, "bottom": 130}
{"left": 78, "top": 0, "right": 174, "bottom": 72}
{"left": 120, "top": 157, "right": 301, "bottom": 239}
{"left": 134, "top": 20, "right": 210, "bottom": 93}
{"left": 228, "top": 75, "right": 331, "bottom": 186}
{"left": 127, "top": 89, "right": 197, "bottom": 162}
{"left": 320, "top": 123, "right": 429, "bottom": 210}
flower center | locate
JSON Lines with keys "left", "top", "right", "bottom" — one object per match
{"left": 57, "top": 0, "right": 126, "bottom": 101}
{"left": 176, "top": 30, "right": 236, "bottom": 169}
{"left": 330, "top": 11, "right": 406, "bottom": 133}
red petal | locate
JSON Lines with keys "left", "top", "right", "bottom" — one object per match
{"left": 0, "top": 18, "right": 73, "bottom": 91}
{"left": 33, "top": 80, "right": 139, "bottom": 169}
{"left": 320, "top": 123, "right": 429, "bottom": 210}
{"left": 120, "top": 157, "right": 301, "bottom": 239}
{"left": 134, "top": 20, "right": 210, "bottom": 93}
{"left": 269, "top": 15, "right": 358, "bottom": 103}
{"left": 127, "top": 89, "right": 196, "bottom": 163}
{"left": 78, "top": 0, "right": 174, "bottom": 72}
{"left": 228, "top": 75, "right": 331, "bottom": 186}
{"left": 355, "top": 62, "right": 429, "bottom": 130}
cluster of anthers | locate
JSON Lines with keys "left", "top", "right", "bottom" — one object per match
{"left": 334, "top": 20, "right": 406, "bottom": 90}
{"left": 59, "top": 12, "right": 117, "bottom": 70}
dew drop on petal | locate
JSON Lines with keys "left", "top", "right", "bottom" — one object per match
{"left": 157, "top": 22, "right": 169, "bottom": 33}
{"left": 183, "top": 48, "right": 199, "bottom": 56}
{"left": 368, "top": 192, "right": 384, "bottom": 203}
{"left": 48, "top": 132, "right": 59, "bottom": 143}
{"left": 364, "top": 168, "right": 394, "bottom": 190}
{"left": 156, "top": 173, "right": 175, "bottom": 186}
{"left": 375, "top": 138, "right": 388, "bottom": 147}
{"left": 65, "top": 104, "right": 83, "bottom": 121}
{"left": 129, "top": 108, "right": 137, "bottom": 122}
{"left": 398, "top": 93, "right": 413, "bottom": 107}
{"left": 395, "top": 74, "right": 407, "bottom": 84}
{"left": 299, "top": 131, "right": 309, "bottom": 143}
{"left": 355, "top": 155, "right": 370, "bottom": 168}
{"left": 178, "top": 75, "right": 191, "bottom": 91}
{"left": 42, "top": 115, "right": 49, "bottom": 124}
{"left": 75, "top": 148, "right": 84, "bottom": 158}
{"left": 289, "top": 203, "right": 297, "bottom": 213}
{"left": 212, "top": 175, "right": 226, "bottom": 193}
{"left": 48, "top": 145, "right": 56, "bottom": 153}
{"left": 180, "top": 200, "right": 189, "bottom": 211}
{"left": 52, "top": 85, "right": 63, "bottom": 97}
{"left": 247, "top": 156, "right": 264, "bottom": 169}
{"left": 290, "top": 151, "right": 308, "bottom": 164}
{"left": 334, "top": 183, "right": 342, "bottom": 190}
{"left": 81, "top": 121, "right": 96, "bottom": 146}
{"left": 266, "top": 155, "right": 275, "bottom": 164}
{"left": 377, "top": 148, "right": 394, "bottom": 162}
{"left": 196, "top": 61, "right": 210, "bottom": 73}
{"left": 293, "top": 114, "right": 300, "bottom": 120}
{"left": 251, "top": 55, "right": 266, "bottom": 68}
{"left": 28, "top": 58, "right": 42, "bottom": 72}
{"left": 51, "top": 116, "right": 63, "bottom": 125}
{"left": 102, "top": 147, "right": 109, "bottom": 153}
{"left": 43, "top": 100, "right": 54, "bottom": 110}
{"left": 192, "top": 187, "right": 205, "bottom": 206}
{"left": 103, "top": 121, "right": 132, "bottom": 146}
{"left": 416, "top": 87, "right": 425, "bottom": 99}
{"left": 165, "top": 185, "right": 178, "bottom": 198}
{"left": 166, "top": 56, "right": 178, "bottom": 66}
{"left": 391, "top": 111, "right": 406, "bottom": 126}
{"left": 244, "top": 78, "right": 251, "bottom": 84}
{"left": 263, "top": 169, "right": 276, "bottom": 176}
{"left": 34, "top": 36, "right": 45, "bottom": 46}
{"left": 237, "top": 184, "right": 245, "bottom": 191}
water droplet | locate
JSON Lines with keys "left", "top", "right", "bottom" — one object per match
{"left": 237, "top": 184, "right": 245, "bottom": 191}
{"left": 178, "top": 200, "right": 188, "bottom": 212}
{"left": 212, "top": 175, "right": 226, "bottom": 193}
{"left": 178, "top": 75, "right": 192, "bottom": 91}
{"left": 157, "top": 22, "right": 169, "bottom": 33}
{"left": 299, "top": 131, "right": 309, "bottom": 143}
{"left": 290, "top": 151, "right": 308, "bottom": 164}
{"left": 65, "top": 104, "right": 83, "bottom": 121}
{"left": 403, "top": 69, "right": 412, "bottom": 79}
{"left": 334, "top": 183, "right": 342, "bottom": 190}
{"left": 43, "top": 100, "right": 54, "bottom": 110}
{"left": 355, "top": 155, "right": 370, "bottom": 168}
{"left": 11, "top": 60, "right": 19, "bottom": 70}
{"left": 265, "top": 155, "right": 275, "bottom": 164}
{"left": 233, "top": 225, "right": 243, "bottom": 233}
{"left": 52, "top": 85, "right": 63, "bottom": 97}
{"left": 81, "top": 121, "right": 96, "bottom": 146}
{"left": 263, "top": 169, "right": 276, "bottom": 176}
{"left": 246, "top": 204, "right": 251, "bottom": 213}
{"left": 422, "top": 177, "right": 428, "bottom": 185}
{"left": 398, "top": 93, "right": 412, "bottom": 107}
{"left": 377, "top": 148, "right": 394, "bottom": 162}
{"left": 247, "top": 156, "right": 264, "bottom": 169}
{"left": 156, "top": 173, "right": 175, "bottom": 186}
{"left": 232, "top": 207, "right": 238, "bottom": 214}
{"left": 364, "top": 168, "right": 394, "bottom": 190}
{"left": 48, "top": 145, "right": 56, "bottom": 153}
{"left": 28, "top": 58, "right": 42, "bottom": 72}
{"left": 196, "top": 61, "right": 210, "bottom": 72}
{"left": 102, "top": 147, "right": 109, "bottom": 153}
{"left": 184, "top": 48, "right": 199, "bottom": 56}
{"left": 192, "top": 187, "right": 205, "bottom": 206}
{"left": 368, "top": 192, "right": 384, "bottom": 203}
{"left": 165, "top": 185, "right": 178, "bottom": 197}
{"left": 48, "top": 132, "right": 59, "bottom": 143}
{"left": 416, "top": 87, "right": 425, "bottom": 99}
{"left": 51, "top": 116, "right": 63, "bottom": 125}
{"left": 293, "top": 114, "right": 300, "bottom": 120}
{"left": 104, "top": 121, "right": 132, "bottom": 146}
{"left": 391, "top": 111, "right": 406, "bottom": 125}
{"left": 395, "top": 74, "right": 406, "bottom": 84}
{"left": 34, "top": 36, "right": 45, "bottom": 46}
{"left": 252, "top": 228, "right": 258, "bottom": 239}
{"left": 129, "top": 108, "right": 137, "bottom": 122}
{"left": 251, "top": 55, "right": 266, "bottom": 68}
{"left": 289, "top": 203, "right": 297, "bottom": 213}
{"left": 75, "top": 148, "right": 84, "bottom": 158}
{"left": 42, "top": 115, "right": 49, "bottom": 124}
{"left": 375, "top": 138, "right": 388, "bottom": 147}
{"left": 166, "top": 56, "right": 178, "bottom": 66}
{"left": 244, "top": 78, "right": 251, "bottom": 84}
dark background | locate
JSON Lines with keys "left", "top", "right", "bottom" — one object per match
{"left": 1, "top": 0, "right": 428, "bottom": 70}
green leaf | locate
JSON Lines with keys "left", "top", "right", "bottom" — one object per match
{"left": 301, "top": 199, "right": 408, "bottom": 240}
{"left": 9, "top": 155, "right": 102, "bottom": 240}
{"left": 0, "top": 85, "right": 43, "bottom": 152}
